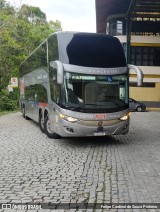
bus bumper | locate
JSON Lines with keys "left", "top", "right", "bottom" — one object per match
{"left": 55, "top": 119, "right": 129, "bottom": 137}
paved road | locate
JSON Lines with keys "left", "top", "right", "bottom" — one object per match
{"left": 0, "top": 111, "right": 160, "bottom": 212}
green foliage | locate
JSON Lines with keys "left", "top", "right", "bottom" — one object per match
{"left": 0, "top": 0, "right": 62, "bottom": 96}
{"left": 18, "top": 4, "right": 47, "bottom": 23}
{"left": 30, "top": 6, "right": 46, "bottom": 21}
{"left": 0, "top": 89, "right": 18, "bottom": 111}
{"left": 0, "top": 0, "right": 15, "bottom": 15}
{"left": 49, "top": 20, "right": 62, "bottom": 31}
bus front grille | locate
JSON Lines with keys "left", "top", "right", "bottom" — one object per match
{"left": 79, "top": 119, "right": 121, "bottom": 126}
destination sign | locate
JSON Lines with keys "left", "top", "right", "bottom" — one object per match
{"left": 71, "top": 76, "right": 96, "bottom": 80}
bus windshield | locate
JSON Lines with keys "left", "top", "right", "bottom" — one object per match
{"left": 61, "top": 72, "right": 129, "bottom": 113}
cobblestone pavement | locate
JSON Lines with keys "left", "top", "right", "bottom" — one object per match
{"left": 0, "top": 111, "right": 160, "bottom": 212}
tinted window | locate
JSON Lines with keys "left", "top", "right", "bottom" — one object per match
{"left": 66, "top": 33, "right": 126, "bottom": 68}
{"left": 25, "top": 84, "right": 48, "bottom": 103}
{"left": 20, "top": 41, "right": 47, "bottom": 77}
{"left": 47, "top": 34, "right": 59, "bottom": 62}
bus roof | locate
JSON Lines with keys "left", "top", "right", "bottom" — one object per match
{"left": 20, "top": 31, "right": 126, "bottom": 69}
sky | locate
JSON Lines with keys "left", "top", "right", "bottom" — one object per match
{"left": 7, "top": 0, "right": 96, "bottom": 32}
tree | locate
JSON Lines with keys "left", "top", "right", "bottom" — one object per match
{"left": 0, "top": 0, "right": 15, "bottom": 15}
{"left": 0, "top": 0, "right": 62, "bottom": 90}
{"left": 0, "top": 0, "right": 62, "bottom": 111}
{"left": 18, "top": 4, "right": 47, "bottom": 24}
{"left": 49, "top": 20, "right": 62, "bottom": 31}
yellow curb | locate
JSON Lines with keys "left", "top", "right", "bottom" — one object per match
{"left": 146, "top": 108, "right": 160, "bottom": 111}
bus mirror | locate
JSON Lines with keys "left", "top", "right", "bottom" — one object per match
{"left": 128, "top": 64, "right": 143, "bottom": 87}
{"left": 50, "top": 60, "right": 64, "bottom": 84}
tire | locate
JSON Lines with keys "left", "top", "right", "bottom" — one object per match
{"left": 22, "top": 106, "right": 25, "bottom": 118}
{"left": 22, "top": 106, "right": 29, "bottom": 120}
{"left": 39, "top": 113, "right": 45, "bottom": 133}
{"left": 137, "top": 106, "right": 142, "bottom": 112}
{"left": 44, "top": 115, "right": 60, "bottom": 139}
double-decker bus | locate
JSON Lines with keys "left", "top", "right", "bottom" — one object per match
{"left": 19, "top": 32, "right": 143, "bottom": 138}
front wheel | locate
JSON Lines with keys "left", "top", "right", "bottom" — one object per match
{"left": 44, "top": 115, "right": 60, "bottom": 139}
{"left": 137, "top": 106, "right": 142, "bottom": 112}
{"left": 39, "top": 113, "right": 45, "bottom": 133}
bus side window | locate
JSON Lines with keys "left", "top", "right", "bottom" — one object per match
{"left": 25, "top": 85, "right": 34, "bottom": 101}
{"left": 34, "top": 84, "right": 48, "bottom": 103}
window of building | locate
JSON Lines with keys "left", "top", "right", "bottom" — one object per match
{"left": 117, "top": 21, "right": 123, "bottom": 35}
{"left": 129, "top": 82, "right": 155, "bottom": 87}
{"left": 130, "top": 47, "right": 160, "bottom": 66}
{"left": 106, "top": 18, "right": 125, "bottom": 36}
{"left": 131, "top": 16, "right": 160, "bottom": 36}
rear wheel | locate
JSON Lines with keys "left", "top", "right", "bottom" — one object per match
{"left": 44, "top": 115, "right": 60, "bottom": 139}
{"left": 22, "top": 106, "right": 29, "bottom": 120}
{"left": 137, "top": 106, "right": 142, "bottom": 112}
{"left": 39, "top": 113, "right": 45, "bottom": 133}
{"left": 22, "top": 106, "right": 25, "bottom": 118}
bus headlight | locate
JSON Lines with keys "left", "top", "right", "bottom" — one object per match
{"left": 59, "top": 114, "right": 78, "bottom": 123}
{"left": 120, "top": 113, "right": 131, "bottom": 121}
{"left": 66, "top": 116, "right": 78, "bottom": 122}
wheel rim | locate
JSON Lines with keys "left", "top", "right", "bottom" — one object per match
{"left": 137, "top": 107, "right": 142, "bottom": 112}
{"left": 46, "top": 119, "right": 52, "bottom": 134}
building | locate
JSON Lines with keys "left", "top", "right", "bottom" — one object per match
{"left": 95, "top": 0, "right": 160, "bottom": 107}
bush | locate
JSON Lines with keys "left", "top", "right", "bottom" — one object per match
{"left": 0, "top": 89, "right": 18, "bottom": 111}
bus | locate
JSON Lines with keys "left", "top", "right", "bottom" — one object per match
{"left": 19, "top": 31, "right": 143, "bottom": 138}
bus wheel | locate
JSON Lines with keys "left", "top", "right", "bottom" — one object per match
{"left": 22, "top": 106, "right": 29, "bottom": 120}
{"left": 22, "top": 106, "right": 25, "bottom": 118}
{"left": 39, "top": 113, "right": 45, "bottom": 133}
{"left": 44, "top": 115, "right": 60, "bottom": 139}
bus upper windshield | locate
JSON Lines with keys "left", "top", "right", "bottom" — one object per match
{"left": 61, "top": 72, "right": 129, "bottom": 113}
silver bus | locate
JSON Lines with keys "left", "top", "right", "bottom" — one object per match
{"left": 19, "top": 31, "right": 143, "bottom": 138}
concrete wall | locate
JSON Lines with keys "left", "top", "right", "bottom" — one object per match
{"left": 116, "top": 35, "right": 160, "bottom": 46}
{"left": 129, "top": 82, "right": 160, "bottom": 102}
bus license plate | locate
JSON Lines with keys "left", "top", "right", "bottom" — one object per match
{"left": 94, "top": 132, "right": 106, "bottom": 136}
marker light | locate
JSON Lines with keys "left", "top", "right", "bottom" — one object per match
{"left": 59, "top": 114, "right": 65, "bottom": 119}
